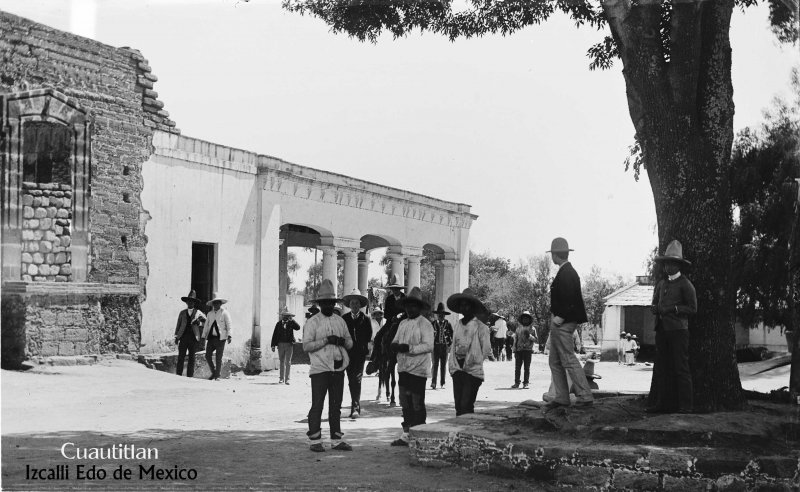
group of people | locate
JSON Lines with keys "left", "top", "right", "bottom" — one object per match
{"left": 618, "top": 332, "right": 640, "bottom": 365}
{"left": 171, "top": 236, "right": 698, "bottom": 451}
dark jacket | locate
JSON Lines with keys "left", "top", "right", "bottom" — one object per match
{"left": 550, "top": 262, "right": 588, "bottom": 324}
{"left": 175, "top": 309, "right": 204, "bottom": 341}
{"left": 432, "top": 319, "right": 453, "bottom": 346}
{"left": 383, "top": 293, "right": 405, "bottom": 325}
{"left": 651, "top": 275, "right": 697, "bottom": 331}
{"left": 343, "top": 311, "right": 372, "bottom": 361}
{"left": 271, "top": 318, "right": 300, "bottom": 346}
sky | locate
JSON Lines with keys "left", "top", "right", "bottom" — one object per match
{"left": 3, "top": 0, "right": 798, "bottom": 284}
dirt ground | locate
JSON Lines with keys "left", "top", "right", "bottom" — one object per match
{"left": 1, "top": 353, "right": 788, "bottom": 490}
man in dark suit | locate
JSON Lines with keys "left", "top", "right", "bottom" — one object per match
{"left": 545, "top": 237, "right": 594, "bottom": 410}
{"left": 174, "top": 290, "right": 205, "bottom": 378}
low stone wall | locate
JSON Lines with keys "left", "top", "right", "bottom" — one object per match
{"left": 409, "top": 401, "right": 800, "bottom": 491}
{"left": 1, "top": 283, "right": 141, "bottom": 368}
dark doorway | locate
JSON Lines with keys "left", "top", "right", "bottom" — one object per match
{"left": 192, "top": 242, "right": 215, "bottom": 310}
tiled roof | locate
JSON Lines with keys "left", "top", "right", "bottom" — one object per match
{"left": 604, "top": 283, "right": 654, "bottom": 306}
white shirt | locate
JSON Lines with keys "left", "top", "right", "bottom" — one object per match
{"left": 493, "top": 319, "right": 508, "bottom": 339}
{"left": 392, "top": 315, "right": 433, "bottom": 378}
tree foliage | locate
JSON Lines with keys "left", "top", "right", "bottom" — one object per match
{"left": 731, "top": 69, "right": 800, "bottom": 329}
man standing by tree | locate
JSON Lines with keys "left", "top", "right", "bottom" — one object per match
{"left": 648, "top": 240, "right": 697, "bottom": 414}
{"left": 545, "top": 238, "right": 593, "bottom": 410}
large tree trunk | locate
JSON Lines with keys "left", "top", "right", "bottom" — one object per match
{"left": 603, "top": 0, "right": 744, "bottom": 411}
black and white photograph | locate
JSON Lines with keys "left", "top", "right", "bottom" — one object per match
{"left": 1, "top": 0, "right": 799, "bottom": 490}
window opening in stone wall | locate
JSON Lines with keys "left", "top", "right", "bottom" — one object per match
{"left": 191, "top": 242, "right": 216, "bottom": 313}
{"left": 22, "top": 122, "right": 73, "bottom": 185}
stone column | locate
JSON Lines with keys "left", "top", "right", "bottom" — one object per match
{"left": 342, "top": 248, "right": 360, "bottom": 295}
{"left": 406, "top": 255, "right": 421, "bottom": 291}
{"left": 436, "top": 259, "right": 458, "bottom": 323}
{"left": 434, "top": 260, "right": 445, "bottom": 306}
{"left": 358, "top": 251, "right": 370, "bottom": 294}
{"left": 387, "top": 252, "right": 405, "bottom": 286}
{"left": 278, "top": 237, "right": 288, "bottom": 309}
{"left": 320, "top": 246, "right": 338, "bottom": 286}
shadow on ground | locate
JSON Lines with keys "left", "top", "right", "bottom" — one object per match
{"left": 2, "top": 428, "right": 549, "bottom": 491}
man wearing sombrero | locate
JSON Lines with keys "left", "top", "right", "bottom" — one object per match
{"left": 389, "top": 287, "right": 434, "bottom": 446}
{"left": 545, "top": 237, "right": 594, "bottom": 410}
{"left": 446, "top": 288, "right": 492, "bottom": 416}
{"left": 201, "top": 292, "right": 233, "bottom": 381}
{"left": 302, "top": 279, "right": 354, "bottom": 452}
{"left": 342, "top": 288, "right": 373, "bottom": 419}
{"left": 383, "top": 274, "right": 406, "bottom": 324}
{"left": 270, "top": 307, "right": 300, "bottom": 385}
{"left": 648, "top": 240, "right": 697, "bottom": 414}
{"left": 174, "top": 290, "right": 206, "bottom": 378}
{"left": 430, "top": 302, "right": 453, "bottom": 390}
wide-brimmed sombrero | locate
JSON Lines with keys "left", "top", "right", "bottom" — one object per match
{"left": 342, "top": 288, "right": 368, "bottom": 308}
{"left": 654, "top": 240, "right": 691, "bottom": 265}
{"left": 385, "top": 274, "right": 405, "bottom": 290}
{"left": 431, "top": 302, "right": 450, "bottom": 315}
{"left": 447, "top": 288, "right": 488, "bottom": 319}
{"left": 181, "top": 289, "right": 201, "bottom": 304}
{"left": 397, "top": 287, "right": 430, "bottom": 311}
{"left": 517, "top": 310, "right": 534, "bottom": 324}
{"left": 312, "top": 279, "right": 341, "bottom": 302}
{"left": 206, "top": 292, "right": 228, "bottom": 306}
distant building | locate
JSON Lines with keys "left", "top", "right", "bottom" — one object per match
{"left": 600, "top": 276, "right": 791, "bottom": 362}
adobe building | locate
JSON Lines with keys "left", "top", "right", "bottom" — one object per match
{"left": 0, "top": 11, "right": 475, "bottom": 371}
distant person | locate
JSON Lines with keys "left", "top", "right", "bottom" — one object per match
{"left": 430, "top": 303, "right": 453, "bottom": 390}
{"left": 623, "top": 333, "right": 639, "bottom": 365}
{"left": 201, "top": 292, "right": 233, "bottom": 381}
{"left": 512, "top": 311, "right": 537, "bottom": 389}
{"left": 389, "top": 287, "right": 433, "bottom": 447}
{"left": 174, "top": 290, "right": 205, "bottom": 378}
{"left": 270, "top": 308, "right": 300, "bottom": 385}
{"left": 342, "top": 288, "right": 372, "bottom": 419}
{"left": 303, "top": 279, "right": 353, "bottom": 452}
{"left": 383, "top": 274, "right": 406, "bottom": 323}
{"left": 504, "top": 325, "right": 515, "bottom": 361}
{"left": 618, "top": 332, "right": 628, "bottom": 364}
{"left": 447, "top": 288, "right": 492, "bottom": 416}
{"left": 544, "top": 238, "right": 593, "bottom": 410}
{"left": 648, "top": 240, "right": 697, "bottom": 414}
{"left": 492, "top": 314, "right": 508, "bottom": 361}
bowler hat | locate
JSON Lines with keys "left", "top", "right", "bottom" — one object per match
{"left": 312, "top": 279, "right": 341, "bottom": 302}
{"left": 654, "top": 240, "right": 691, "bottom": 265}
{"left": 546, "top": 237, "right": 574, "bottom": 253}
{"left": 398, "top": 287, "right": 430, "bottom": 310}
{"left": 206, "top": 292, "right": 228, "bottom": 306}
{"left": 181, "top": 289, "right": 201, "bottom": 304}
{"left": 342, "top": 288, "right": 368, "bottom": 308}
{"left": 431, "top": 302, "right": 450, "bottom": 315}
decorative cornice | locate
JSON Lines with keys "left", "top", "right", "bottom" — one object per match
{"left": 151, "top": 132, "right": 477, "bottom": 230}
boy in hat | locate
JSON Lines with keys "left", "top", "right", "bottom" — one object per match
{"left": 430, "top": 302, "right": 453, "bottom": 390}
{"left": 648, "top": 240, "right": 697, "bottom": 414}
{"left": 512, "top": 311, "right": 537, "bottom": 389}
{"left": 174, "top": 290, "right": 206, "bottom": 378}
{"left": 447, "top": 288, "right": 493, "bottom": 416}
{"left": 389, "top": 287, "right": 433, "bottom": 446}
{"left": 271, "top": 308, "right": 300, "bottom": 384}
{"left": 545, "top": 237, "right": 594, "bottom": 410}
{"left": 303, "top": 279, "right": 353, "bottom": 452}
{"left": 201, "top": 292, "right": 233, "bottom": 380}
{"left": 342, "top": 288, "right": 373, "bottom": 419}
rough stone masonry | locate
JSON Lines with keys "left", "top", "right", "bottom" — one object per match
{"left": 0, "top": 10, "right": 178, "bottom": 366}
